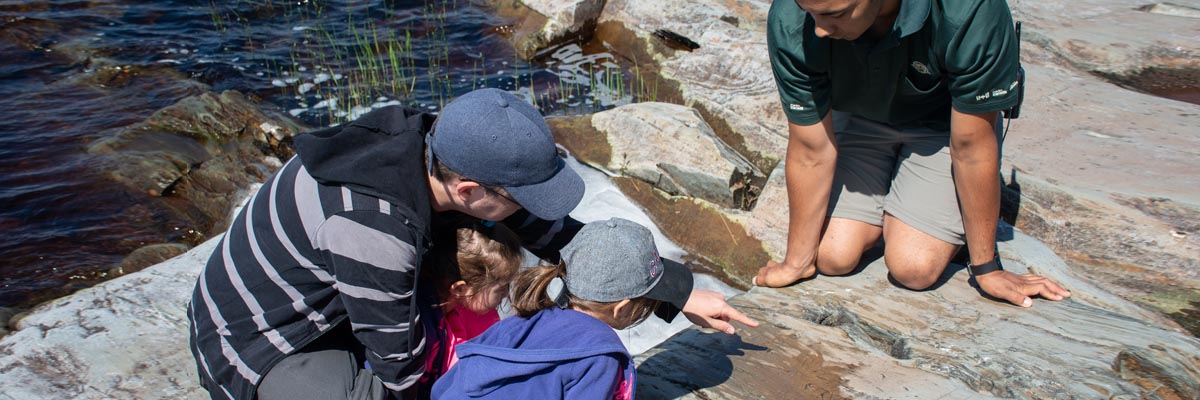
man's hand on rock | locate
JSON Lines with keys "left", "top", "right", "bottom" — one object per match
{"left": 752, "top": 258, "right": 816, "bottom": 288}
{"left": 682, "top": 289, "right": 759, "bottom": 334}
{"left": 976, "top": 270, "right": 1072, "bottom": 307}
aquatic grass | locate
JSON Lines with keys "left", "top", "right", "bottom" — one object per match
{"left": 208, "top": 0, "right": 226, "bottom": 32}
{"left": 632, "top": 55, "right": 658, "bottom": 103}
{"left": 213, "top": 0, "right": 649, "bottom": 123}
{"left": 276, "top": 9, "right": 431, "bottom": 123}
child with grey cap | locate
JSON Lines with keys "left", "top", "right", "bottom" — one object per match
{"left": 431, "top": 217, "right": 688, "bottom": 400}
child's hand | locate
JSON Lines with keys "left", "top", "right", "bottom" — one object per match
{"left": 682, "top": 289, "right": 759, "bottom": 334}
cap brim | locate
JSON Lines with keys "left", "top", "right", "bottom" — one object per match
{"left": 644, "top": 258, "right": 693, "bottom": 312}
{"left": 504, "top": 158, "right": 585, "bottom": 221}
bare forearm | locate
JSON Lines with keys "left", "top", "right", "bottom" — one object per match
{"left": 950, "top": 111, "right": 1001, "bottom": 265}
{"left": 782, "top": 118, "right": 837, "bottom": 267}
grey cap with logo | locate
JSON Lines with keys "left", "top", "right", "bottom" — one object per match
{"left": 556, "top": 218, "right": 691, "bottom": 311}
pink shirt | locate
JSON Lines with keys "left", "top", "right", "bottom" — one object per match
{"left": 613, "top": 369, "right": 633, "bottom": 400}
{"left": 424, "top": 304, "right": 499, "bottom": 376}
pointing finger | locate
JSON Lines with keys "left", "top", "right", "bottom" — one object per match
{"left": 724, "top": 305, "right": 759, "bottom": 328}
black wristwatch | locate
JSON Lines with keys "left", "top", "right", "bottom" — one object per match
{"left": 967, "top": 254, "right": 1004, "bottom": 277}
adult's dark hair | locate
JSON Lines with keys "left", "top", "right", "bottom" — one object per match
{"left": 428, "top": 145, "right": 515, "bottom": 200}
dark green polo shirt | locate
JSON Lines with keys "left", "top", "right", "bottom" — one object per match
{"left": 767, "top": 0, "right": 1021, "bottom": 131}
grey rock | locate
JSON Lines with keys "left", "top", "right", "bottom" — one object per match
{"left": 0, "top": 238, "right": 217, "bottom": 399}
{"left": 1138, "top": 2, "right": 1200, "bottom": 18}
{"left": 0, "top": 307, "right": 16, "bottom": 338}
{"left": 598, "top": 0, "right": 787, "bottom": 173}
{"left": 1015, "top": 0, "right": 1200, "bottom": 78}
{"left": 115, "top": 243, "right": 190, "bottom": 276}
{"left": 586, "top": 102, "right": 763, "bottom": 208}
{"left": 745, "top": 163, "right": 788, "bottom": 264}
{"left": 637, "top": 232, "right": 1200, "bottom": 399}
{"left": 86, "top": 90, "right": 305, "bottom": 249}
{"left": 88, "top": 90, "right": 302, "bottom": 197}
{"left": 486, "top": 0, "right": 606, "bottom": 60}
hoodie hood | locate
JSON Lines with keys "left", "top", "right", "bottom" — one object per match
{"left": 434, "top": 308, "right": 633, "bottom": 398}
{"left": 293, "top": 105, "right": 435, "bottom": 225}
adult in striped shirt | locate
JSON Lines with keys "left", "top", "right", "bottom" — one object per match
{"left": 187, "top": 88, "right": 758, "bottom": 400}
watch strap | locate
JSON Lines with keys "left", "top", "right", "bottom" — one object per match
{"left": 968, "top": 255, "right": 1003, "bottom": 276}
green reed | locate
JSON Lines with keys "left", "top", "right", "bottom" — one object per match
{"left": 208, "top": 0, "right": 656, "bottom": 123}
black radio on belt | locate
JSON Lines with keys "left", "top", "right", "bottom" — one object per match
{"left": 1005, "top": 21, "right": 1025, "bottom": 120}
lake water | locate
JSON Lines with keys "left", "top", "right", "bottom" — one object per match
{"left": 0, "top": 0, "right": 650, "bottom": 309}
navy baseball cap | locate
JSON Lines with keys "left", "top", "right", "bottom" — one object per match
{"left": 428, "top": 88, "right": 584, "bottom": 220}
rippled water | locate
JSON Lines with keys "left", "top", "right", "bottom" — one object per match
{"left": 0, "top": 0, "right": 639, "bottom": 308}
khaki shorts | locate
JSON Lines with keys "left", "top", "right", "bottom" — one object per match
{"left": 826, "top": 112, "right": 1003, "bottom": 246}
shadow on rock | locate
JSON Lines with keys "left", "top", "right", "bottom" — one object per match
{"left": 635, "top": 332, "right": 764, "bottom": 399}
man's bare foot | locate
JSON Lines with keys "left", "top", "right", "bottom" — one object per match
{"left": 754, "top": 260, "right": 816, "bottom": 287}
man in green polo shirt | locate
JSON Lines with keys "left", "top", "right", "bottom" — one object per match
{"left": 755, "top": 0, "right": 1072, "bottom": 307}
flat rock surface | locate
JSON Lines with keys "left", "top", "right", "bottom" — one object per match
{"left": 0, "top": 238, "right": 214, "bottom": 400}
{"left": 1013, "top": 0, "right": 1200, "bottom": 75}
{"left": 637, "top": 230, "right": 1200, "bottom": 399}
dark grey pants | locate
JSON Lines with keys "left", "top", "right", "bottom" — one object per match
{"left": 256, "top": 324, "right": 390, "bottom": 400}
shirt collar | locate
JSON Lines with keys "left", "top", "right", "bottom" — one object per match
{"left": 855, "top": 0, "right": 931, "bottom": 52}
{"left": 894, "top": 0, "right": 932, "bottom": 38}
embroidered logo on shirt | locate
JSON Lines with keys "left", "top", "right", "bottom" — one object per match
{"left": 789, "top": 104, "right": 806, "bottom": 111}
{"left": 911, "top": 61, "right": 932, "bottom": 75}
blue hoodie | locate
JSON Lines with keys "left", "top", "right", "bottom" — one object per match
{"left": 431, "top": 307, "right": 635, "bottom": 400}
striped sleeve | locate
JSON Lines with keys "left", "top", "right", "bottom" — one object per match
{"left": 501, "top": 209, "right": 584, "bottom": 262}
{"left": 313, "top": 210, "right": 425, "bottom": 394}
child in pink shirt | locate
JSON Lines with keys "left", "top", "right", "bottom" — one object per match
{"left": 406, "top": 215, "right": 523, "bottom": 399}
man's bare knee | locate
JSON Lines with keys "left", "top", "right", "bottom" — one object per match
{"left": 817, "top": 219, "right": 880, "bottom": 276}
{"left": 881, "top": 217, "right": 956, "bottom": 291}
{"left": 885, "top": 256, "right": 944, "bottom": 290}
{"left": 816, "top": 256, "right": 858, "bottom": 276}
{"left": 890, "top": 269, "right": 939, "bottom": 290}
{"left": 817, "top": 243, "right": 862, "bottom": 276}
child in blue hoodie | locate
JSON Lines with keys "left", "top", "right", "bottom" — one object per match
{"left": 431, "top": 217, "right": 693, "bottom": 400}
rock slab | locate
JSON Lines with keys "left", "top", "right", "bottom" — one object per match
{"left": 0, "top": 238, "right": 215, "bottom": 400}
{"left": 637, "top": 232, "right": 1200, "bottom": 399}
{"left": 558, "top": 102, "right": 763, "bottom": 209}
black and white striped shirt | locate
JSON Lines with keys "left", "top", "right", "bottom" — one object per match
{"left": 189, "top": 156, "right": 434, "bottom": 399}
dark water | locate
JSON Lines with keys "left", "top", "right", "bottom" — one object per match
{"left": 0, "top": 0, "right": 634, "bottom": 309}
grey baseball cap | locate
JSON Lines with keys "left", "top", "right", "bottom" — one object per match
{"left": 559, "top": 218, "right": 691, "bottom": 311}
{"left": 428, "top": 88, "right": 584, "bottom": 220}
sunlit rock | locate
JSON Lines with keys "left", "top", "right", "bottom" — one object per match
{"left": 554, "top": 102, "right": 763, "bottom": 209}
{"left": 87, "top": 91, "right": 304, "bottom": 244}
{"left": 638, "top": 256, "right": 1200, "bottom": 398}
{"left": 0, "top": 238, "right": 217, "bottom": 399}
{"left": 487, "top": 0, "right": 605, "bottom": 60}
